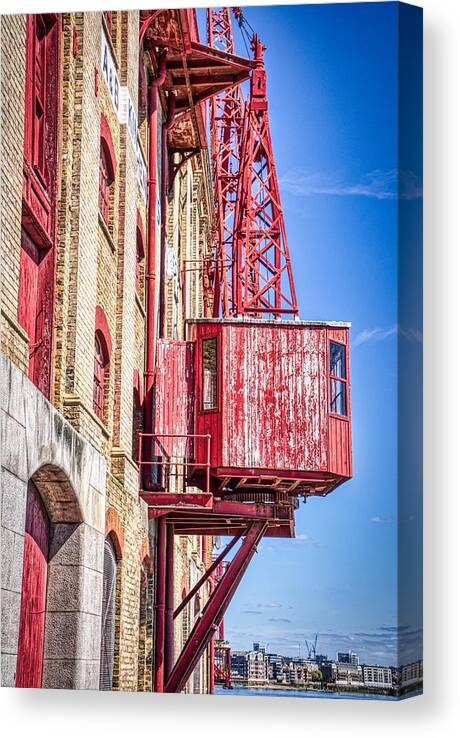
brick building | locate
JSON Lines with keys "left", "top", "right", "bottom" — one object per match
{"left": 0, "top": 9, "right": 217, "bottom": 692}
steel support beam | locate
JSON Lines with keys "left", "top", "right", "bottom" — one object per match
{"left": 173, "top": 531, "right": 243, "bottom": 619}
{"left": 165, "top": 521, "right": 267, "bottom": 693}
{"left": 153, "top": 516, "right": 167, "bottom": 692}
{"left": 164, "top": 522, "right": 175, "bottom": 682}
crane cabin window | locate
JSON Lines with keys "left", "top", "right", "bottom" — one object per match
{"left": 329, "top": 341, "right": 348, "bottom": 416}
{"left": 202, "top": 337, "right": 218, "bottom": 411}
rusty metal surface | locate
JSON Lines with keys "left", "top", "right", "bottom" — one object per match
{"left": 154, "top": 340, "right": 195, "bottom": 458}
{"left": 189, "top": 319, "right": 352, "bottom": 488}
{"left": 222, "top": 321, "right": 328, "bottom": 471}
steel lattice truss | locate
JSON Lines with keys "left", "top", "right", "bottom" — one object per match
{"left": 207, "top": 7, "right": 245, "bottom": 317}
{"left": 208, "top": 12, "right": 298, "bottom": 318}
{"left": 233, "top": 36, "right": 298, "bottom": 317}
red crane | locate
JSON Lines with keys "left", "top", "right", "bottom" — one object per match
{"left": 138, "top": 7, "right": 352, "bottom": 695}
{"left": 209, "top": 9, "right": 298, "bottom": 318}
{"left": 207, "top": 7, "right": 244, "bottom": 317}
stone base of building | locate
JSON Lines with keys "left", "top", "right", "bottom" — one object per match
{"left": 1, "top": 353, "right": 106, "bottom": 689}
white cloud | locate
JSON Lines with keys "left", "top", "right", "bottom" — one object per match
{"left": 352, "top": 324, "right": 423, "bottom": 349}
{"left": 279, "top": 168, "right": 422, "bottom": 201}
{"left": 371, "top": 515, "right": 416, "bottom": 524}
{"left": 352, "top": 325, "right": 397, "bottom": 348}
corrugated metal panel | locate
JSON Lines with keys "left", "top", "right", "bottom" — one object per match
{"left": 154, "top": 340, "right": 195, "bottom": 458}
{"left": 221, "top": 323, "right": 329, "bottom": 472}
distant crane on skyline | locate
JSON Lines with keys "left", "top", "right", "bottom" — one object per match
{"left": 305, "top": 634, "right": 319, "bottom": 661}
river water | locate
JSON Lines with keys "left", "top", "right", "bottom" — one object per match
{"left": 215, "top": 686, "right": 404, "bottom": 700}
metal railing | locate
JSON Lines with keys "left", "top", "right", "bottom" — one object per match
{"left": 138, "top": 432, "right": 212, "bottom": 495}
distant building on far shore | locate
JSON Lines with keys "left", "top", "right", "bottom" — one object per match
{"left": 400, "top": 660, "right": 423, "bottom": 689}
{"left": 337, "top": 651, "right": 359, "bottom": 666}
{"left": 247, "top": 644, "right": 268, "bottom": 685}
{"left": 335, "top": 663, "right": 364, "bottom": 688}
{"left": 362, "top": 665, "right": 393, "bottom": 689}
{"left": 231, "top": 651, "right": 248, "bottom": 683}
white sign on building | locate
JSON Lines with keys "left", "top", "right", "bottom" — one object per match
{"left": 100, "top": 29, "right": 148, "bottom": 201}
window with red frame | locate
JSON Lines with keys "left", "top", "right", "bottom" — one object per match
{"left": 202, "top": 337, "right": 218, "bottom": 411}
{"left": 99, "top": 142, "right": 113, "bottom": 225}
{"left": 25, "top": 14, "right": 59, "bottom": 185}
{"left": 329, "top": 341, "right": 348, "bottom": 416}
{"left": 93, "top": 333, "right": 108, "bottom": 420}
{"left": 23, "top": 13, "right": 59, "bottom": 195}
{"left": 31, "top": 15, "right": 49, "bottom": 183}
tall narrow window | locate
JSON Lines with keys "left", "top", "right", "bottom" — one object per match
{"left": 99, "top": 144, "right": 111, "bottom": 224}
{"left": 20, "top": 14, "right": 60, "bottom": 399}
{"left": 23, "top": 12, "right": 59, "bottom": 198}
{"left": 202, "top": 337, "right": 218, "bottom": 411}
{"left": 99, "top": 537, "right": 117, "bottom": 690}
{"left": 93, "top": 333, "right": 108, "bottom": 420}
{"left": 135, "top": 217, "right": 145, "bottom": 302}
{"left": 32, "top": 16, "right": 48, "bottom": 182}
{"left": 329, "top": 341, "right": 348, "bottom": 416}
{"left": 181, "top": 588, "right": 190, "bottom": 649}
{"left": 132, "top": 371, "right": 143, "bottom": 463}
{"left": 99, "top": 116, "right": 116, "bottom": 228}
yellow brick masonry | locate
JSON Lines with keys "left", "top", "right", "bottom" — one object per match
{"left": 53, "top": 10, "right": 149, "bottom": 690}
{"left": 1, "top": 9, "right": 215, "bottom": 692}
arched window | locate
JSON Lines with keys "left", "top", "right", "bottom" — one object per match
{"left": 99, "top": 145, "right": 111, "bottom": 223}
{"left": 16, "top": 481, "right": 50, "bottom": 687}
{"left": 181, "top": 588, "right": 189, "bottom": 649}
{"left": 132, "top": 369, "right": 143, "bottom": 463}
{"left": 194, "top": 594, "right": 201, "bottom": 620}
{"left": 99, "top": 536, "right": 118, "bottom": 690}
{"left": 135, "top": 212, "right": 146, "bottom": 301}
{"left": 93, "top": 333, "right": 108, "bottom": 419}
{"left": 99, "top": 115, "right": 116, "bottom": 227}
{"left": 93, "top": 307, "right": 112, "bottom": 421}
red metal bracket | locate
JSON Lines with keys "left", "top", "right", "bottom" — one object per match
{"left": 164, "top": 520, "right": 267, "bottom": 693}
{"left": 173, "top": 531, "right": 243, "bottom": 620}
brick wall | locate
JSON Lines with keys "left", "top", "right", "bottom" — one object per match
{"left": 1, "top": 9, "right": 215, "bottom": 693}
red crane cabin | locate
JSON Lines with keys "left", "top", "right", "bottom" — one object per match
{"left": 154, "top": 318, "right": 352, "bottom": 500}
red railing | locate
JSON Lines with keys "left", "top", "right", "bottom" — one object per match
{"left": 138, "top": 432, "right": 211, "bottom": 494}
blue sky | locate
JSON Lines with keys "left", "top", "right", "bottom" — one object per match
{"left": 197, "top": 3, "right": 422, "bottom": 667}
